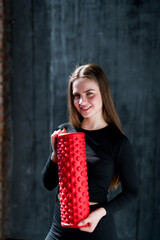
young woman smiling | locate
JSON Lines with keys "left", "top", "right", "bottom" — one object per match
{"left": 42, "top": 63, "right": 139, "bottom": 240}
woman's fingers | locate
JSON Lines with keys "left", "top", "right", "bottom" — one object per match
{"left": 63, "top": 128, "right": 67, "bottom": 132}
{"left": 78, "top": 207, "right": 105, "bottom": 233}
{"left": 78, "top": 216, "right": 90, "bottom": 227}
{"left": 51, "top": 128, "right": 67, "bottom": 151}
{"left": 60, "top": 128, "right": 67, "bottom": 134}
{"left": 51, "top": 130, "right": 61, "bottom": 150}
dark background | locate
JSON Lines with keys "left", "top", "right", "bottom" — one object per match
{"left": 9, "top": 0, "right": 160, "bottom": 239}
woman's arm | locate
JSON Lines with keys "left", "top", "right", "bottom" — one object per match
{"left": 42, "top": 155, "right": 59, "bottom": 190}
{"left": 42, "top": 128, "right": 67, "bottom": 191}
{"left": 101, "top": 136, "right": 139, "bottom": 215}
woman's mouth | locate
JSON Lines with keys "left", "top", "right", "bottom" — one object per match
{"left": 80, "top": 106, "right": 92, "bottom": 112}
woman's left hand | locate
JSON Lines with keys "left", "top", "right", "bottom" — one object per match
{"left": 78, "top": 207, "right": 106, "bottom": 233}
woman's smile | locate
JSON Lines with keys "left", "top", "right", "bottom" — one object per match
{"left": 80, "top": 106, "right": 92, "bottom": 111}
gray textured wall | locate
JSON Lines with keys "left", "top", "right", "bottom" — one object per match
{"left": 9, "top": 0, "right": 160, "bottom": 239}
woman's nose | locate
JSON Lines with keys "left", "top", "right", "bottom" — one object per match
{"left": 79, "top": 96, "right": 87, "bottom": 105}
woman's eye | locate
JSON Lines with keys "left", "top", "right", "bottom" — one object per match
{"left": 74, "top": 94, "right": 80, "bottom": 99}
{"left": 87, "top": 92, "right": 93, "bottom": 96}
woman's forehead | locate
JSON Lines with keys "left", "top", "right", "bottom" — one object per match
{"left": 72, "top": 78, "right": 99, "bottom": 92}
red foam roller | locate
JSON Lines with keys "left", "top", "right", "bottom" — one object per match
{"left": 57, "top": 132, "right": 90, "bottom": 228}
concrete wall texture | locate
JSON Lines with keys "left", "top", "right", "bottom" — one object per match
{"left": 3, "top": 0, "right": 159, "bottom": 239}
{"left": 0, "top": 0, "right": 10, "bottom": 239}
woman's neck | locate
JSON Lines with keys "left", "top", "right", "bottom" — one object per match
{"left": 81, "top": 118, "right": 108, "bottom": 130}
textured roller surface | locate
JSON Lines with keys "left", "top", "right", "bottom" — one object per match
{"left": 57, "top": 132, "right": 90, "bottom": 228}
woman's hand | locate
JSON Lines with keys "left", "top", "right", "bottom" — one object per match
{"left": 51, "top": 128, "right": 67, "bottom": 163}
{"left": 78, "top": 207, "right": 106, "bottom": 233}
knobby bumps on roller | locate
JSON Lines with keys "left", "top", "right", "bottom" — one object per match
{"left": 57, "top": 132, "right": 90, "bottom": 228}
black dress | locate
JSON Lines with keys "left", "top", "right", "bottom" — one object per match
{"left": 42, "top": 123, "right": 139, "bottom": 240}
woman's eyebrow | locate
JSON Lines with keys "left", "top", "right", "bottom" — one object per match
{"left": 72, "top": 92, "right": 80, "bottom": 95}
{"left": 72, "top": 89, "right": 96, "bottom": 95}
{"left": 83, "top": 89, "right": 95, "bottom": 93}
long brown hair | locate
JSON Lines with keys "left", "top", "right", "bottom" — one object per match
{"left": 68, "top": 63, "right": 122, "bottom": 190}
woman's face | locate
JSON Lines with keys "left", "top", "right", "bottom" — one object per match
{"left": 72, "top": 78, "right": 103, "bottom": 120}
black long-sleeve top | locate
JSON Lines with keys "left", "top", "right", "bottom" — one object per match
{"left": 42, "top": 123, "right": 139, "bottom": 215}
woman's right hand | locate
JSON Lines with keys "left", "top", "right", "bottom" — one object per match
{"left": 50, "top": 128, "right": 67, "bottom": 163}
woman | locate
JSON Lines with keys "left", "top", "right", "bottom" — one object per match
{"left": 42, "top": 63, "right": 139, "bottom": 240}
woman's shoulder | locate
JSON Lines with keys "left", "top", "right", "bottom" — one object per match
{"left": 108, "top": 124, "right": 133, "bottom": 150}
